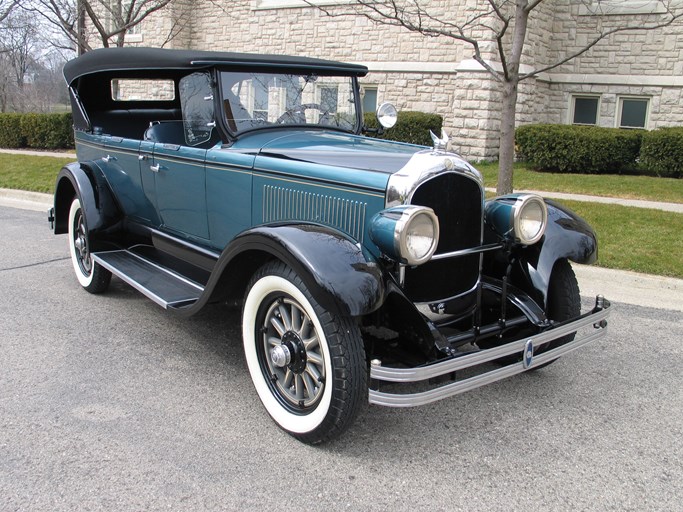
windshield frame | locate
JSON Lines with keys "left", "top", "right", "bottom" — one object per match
{"left": 217, "top": 69, "right": 363, "bottom": 137}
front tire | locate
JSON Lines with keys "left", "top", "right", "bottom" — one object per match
{"left": 68, "top": 198, "right": 111, "bottom": 294}
{"left": 242, "top": 261, "right": 367, "bottom": 444}
{"left": 531, "top": 258, "right": 581, "bottom": 369}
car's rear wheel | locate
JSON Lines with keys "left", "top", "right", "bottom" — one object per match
{"left": 242, "top": 261, "right": 367, "bottom": 444}
{"left": 68, "top": 197, "right": 111, "bottom": 294}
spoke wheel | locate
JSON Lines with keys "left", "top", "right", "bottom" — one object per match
{"left": 243, "top": 261, "right": 366, "bottom": 444}
{"left": 67, "top": 198, "right": 111, "bottom": 294}
{"left": 260, "top": 296, "right": 326, "bottom": 411}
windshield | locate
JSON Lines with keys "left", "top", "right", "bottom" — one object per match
{"left": 220, "top": 71, "right": 359, "bottom": 134}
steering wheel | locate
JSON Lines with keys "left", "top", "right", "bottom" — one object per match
{"left": 276, "top": 103, "right": 329, "bottom": 124}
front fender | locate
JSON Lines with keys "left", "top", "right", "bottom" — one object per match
{"left": 524, "top": 199, "right": 597, "bottom": 305}
{"left": 53, "top": 162, "right": 120, "bottom": 235}
{"left": 206, "top": 224, "right": 386, "bottom": 318}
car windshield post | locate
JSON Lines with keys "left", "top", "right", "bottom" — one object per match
{"left": 219, "top": 71, "right": 359, "bottom": 134}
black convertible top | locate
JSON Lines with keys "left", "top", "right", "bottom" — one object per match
{"left": 63, "top": 47, "right": 368, "bottom": 85}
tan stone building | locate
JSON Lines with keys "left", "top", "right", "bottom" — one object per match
{"left": 125, "top": 0, "right": 683, "bottom": 160}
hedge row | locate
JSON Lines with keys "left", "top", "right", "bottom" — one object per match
{"left": 0, "top": 113, "right": 74, "bottom": 150}
{"left": 364, "top": 111, "right": 442, "bottom": 146}
{"left": 516, "top": 124, "right": 682, "bottom": 178}
{"left": 639, "top": 127, "right": 683, "bottom": 178}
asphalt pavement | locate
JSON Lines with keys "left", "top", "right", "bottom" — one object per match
{"left": 1, "top": 205, "right": 682, "bottom": 511}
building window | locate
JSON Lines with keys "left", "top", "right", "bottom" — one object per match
{"left": 319, "top": 85, "right": 339, "bottom": 122}
{"left": 252, "top": 78, "right": 269, "bottom": 122}
{"left": 570, "top": 95, "right": 600, "bottom": 125}
{"left": 580, "top": 1, "right": 667, "bottom": 15}
{"left": 361, "top": 86, "right": 378, "bottom": 114}
{"left": 617, "top": 97, "right": 649, "bottom": 129}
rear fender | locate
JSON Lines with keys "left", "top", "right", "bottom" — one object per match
{"left": 53, "top": 162, "right": 120, "bottom": 235}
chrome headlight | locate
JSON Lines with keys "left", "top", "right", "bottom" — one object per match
{"left": 370, "top": 205, "right": 440, "bottom": 265}
{"left": 485, "top": 194, "right": 548, "bottom": 245}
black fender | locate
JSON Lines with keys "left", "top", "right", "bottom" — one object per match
{"left": 187, "top": 224, "right": 386, "bottom": 318}
{"left": 53, "top": 162, "right": 120, "bottom": 235}
{"left": 519, "top": 199, "right": 597, "bottom": 306}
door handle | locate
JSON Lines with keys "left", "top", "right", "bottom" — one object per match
{"left": 150, "top": 164, "right": 160, "bottom": 172}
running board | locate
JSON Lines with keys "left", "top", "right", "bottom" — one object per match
{"left": 92, "top": 250, "right": 204, "bottom": 309}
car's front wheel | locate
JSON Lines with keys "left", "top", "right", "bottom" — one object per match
{"left": 67, "top": 197, "right": 111, "bottom": 294}
{"left": 242, "top": 261, "right": 367, "bottom": 444}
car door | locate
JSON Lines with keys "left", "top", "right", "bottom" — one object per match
{"left": 151, "top": 142, "right": 210, "bottom": 240}
{"left": 147, "top": 71, "right": 217, "bottom": 241}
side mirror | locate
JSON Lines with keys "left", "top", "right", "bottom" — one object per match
{"left": 376, "top": 102, "right": 398, "bottom": 129}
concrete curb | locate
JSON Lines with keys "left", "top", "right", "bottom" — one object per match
{"left": 0, "top": 148, "right": 76, "bottom": 159}
{"left": 485, "top": 187, "right": 683, "bottom": 213}
{"left": 0, "top": 188, "right": 52, "bottom": 212}
{"left": 574, "top": 264, "right": 683, "bottom": 312}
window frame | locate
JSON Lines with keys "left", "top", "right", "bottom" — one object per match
{"left": 361, "top": 84, "right": 379, "bottom": 115}
{"left": 579, "top": 1, "right": 669, "bottom": 15}
{"left": 616, "top": 96, "right": 650, "bottom": 130}
{"left": 569, "top": 94, "right": 601, "bottom": 126}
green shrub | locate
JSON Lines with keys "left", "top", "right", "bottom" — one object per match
{"left": 364, "top": 111, "right": 442, "bottom": 146}
{"left": 639, "top": 127, "right": 683, "bottom": 178}
{"left": 516, "top": 124, "right": 642, "bottom": 174}
{"left": 0, "top": 114, "right": 25, "bottom": 148}
{"left": 20, "top": 113, "right": 74, "bottom": 149}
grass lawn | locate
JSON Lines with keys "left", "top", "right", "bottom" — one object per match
{"left": 477, "top": 161, "right": 683, "bottom": 204}
{"left": 0, "top": 154, "right": 74, "bottom": 193}
{"left": 559, "top": 200, "right": 683, "bottom": 279}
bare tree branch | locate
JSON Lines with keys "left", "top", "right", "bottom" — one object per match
{"left": 306, "top": 0, "right": 683, "bottom": 194}
{"left": 0, "top": 0, "right": 19, "bottom": 24}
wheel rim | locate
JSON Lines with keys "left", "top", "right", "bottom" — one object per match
{"left": 72, "top": 208, "right": 92, "bottom": 276}
{"left": 258, "top": 294, "right": 326, "bottom": 412}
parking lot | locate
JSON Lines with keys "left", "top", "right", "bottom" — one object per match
{"left": 1, "top": 205, "right": 682, "bottom": 511}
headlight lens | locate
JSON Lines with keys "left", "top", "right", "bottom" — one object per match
{"left": 403, "top": 211, "right": 438, "bottom": 264}
{"left": 484, "top": 194, "right": 548, "bottom": 245}
{"left": 514, "top": 195, "right": 548, "bottom": 245}
{"left": 369, "top": 205, "right": 439, "bottom": 265}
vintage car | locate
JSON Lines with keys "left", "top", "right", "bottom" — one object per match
{"left": 50, "top": 47, "right": 610, "bottom": 444}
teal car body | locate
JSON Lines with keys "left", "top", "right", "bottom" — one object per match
{"left": 50, "top": 47, "right": 611, "bottom": 444}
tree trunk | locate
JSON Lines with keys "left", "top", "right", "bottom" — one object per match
{"left": 497, "top": 78, "right": 518, "bottom": 195}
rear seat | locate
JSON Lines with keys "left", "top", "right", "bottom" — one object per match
{"left": 89, "top": 109, "right": 181, "bottom": 139}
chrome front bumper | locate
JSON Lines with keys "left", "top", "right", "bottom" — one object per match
{"left": 369, "top": 295, "right": 611, "bottom": 407}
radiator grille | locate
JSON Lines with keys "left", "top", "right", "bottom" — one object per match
{"left": 263, "top": 185, "right": 367, "bottom": 242}
{"left": 404, "top": 173, "right": 483, "bottom": 302}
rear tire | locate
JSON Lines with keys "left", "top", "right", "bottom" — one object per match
{"left": 68, "top": 198, "right": 111, "bottom": 294}
{"left": 242, "top": 261, "right": 367, "bottom": 444}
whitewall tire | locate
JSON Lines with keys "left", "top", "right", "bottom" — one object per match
{"left": 68, "top": 198, "right": 111, "bottom": 293}
{"left": 242, "top": 261, "right": 366, "bottom": 444}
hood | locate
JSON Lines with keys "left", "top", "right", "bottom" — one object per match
{"left": 233, "top": 130, "right": 424, "bottom": 174}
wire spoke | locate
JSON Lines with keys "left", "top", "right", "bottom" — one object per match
{"left": 294, "top": 374, "right": 304, "bottom": 400}
{"left": 269, "top": 316, "right": 285, "bottom": 337}
{"left": 305, "top": 362, "right": 322, "bottom": 384}
{"left": 302, "top": 372, "right": 316, "bottom": 399}
{"left": 307, "top": 350, "right": 324, "bottom": 367}
{"left": 303, "top": 334, "right": 319, "bottom": 351}
{"left": 291, "top": 304, "right": 302, "bottom": 332}
{"left": 278, "top": 303, "right": 292, "bottom": 331}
